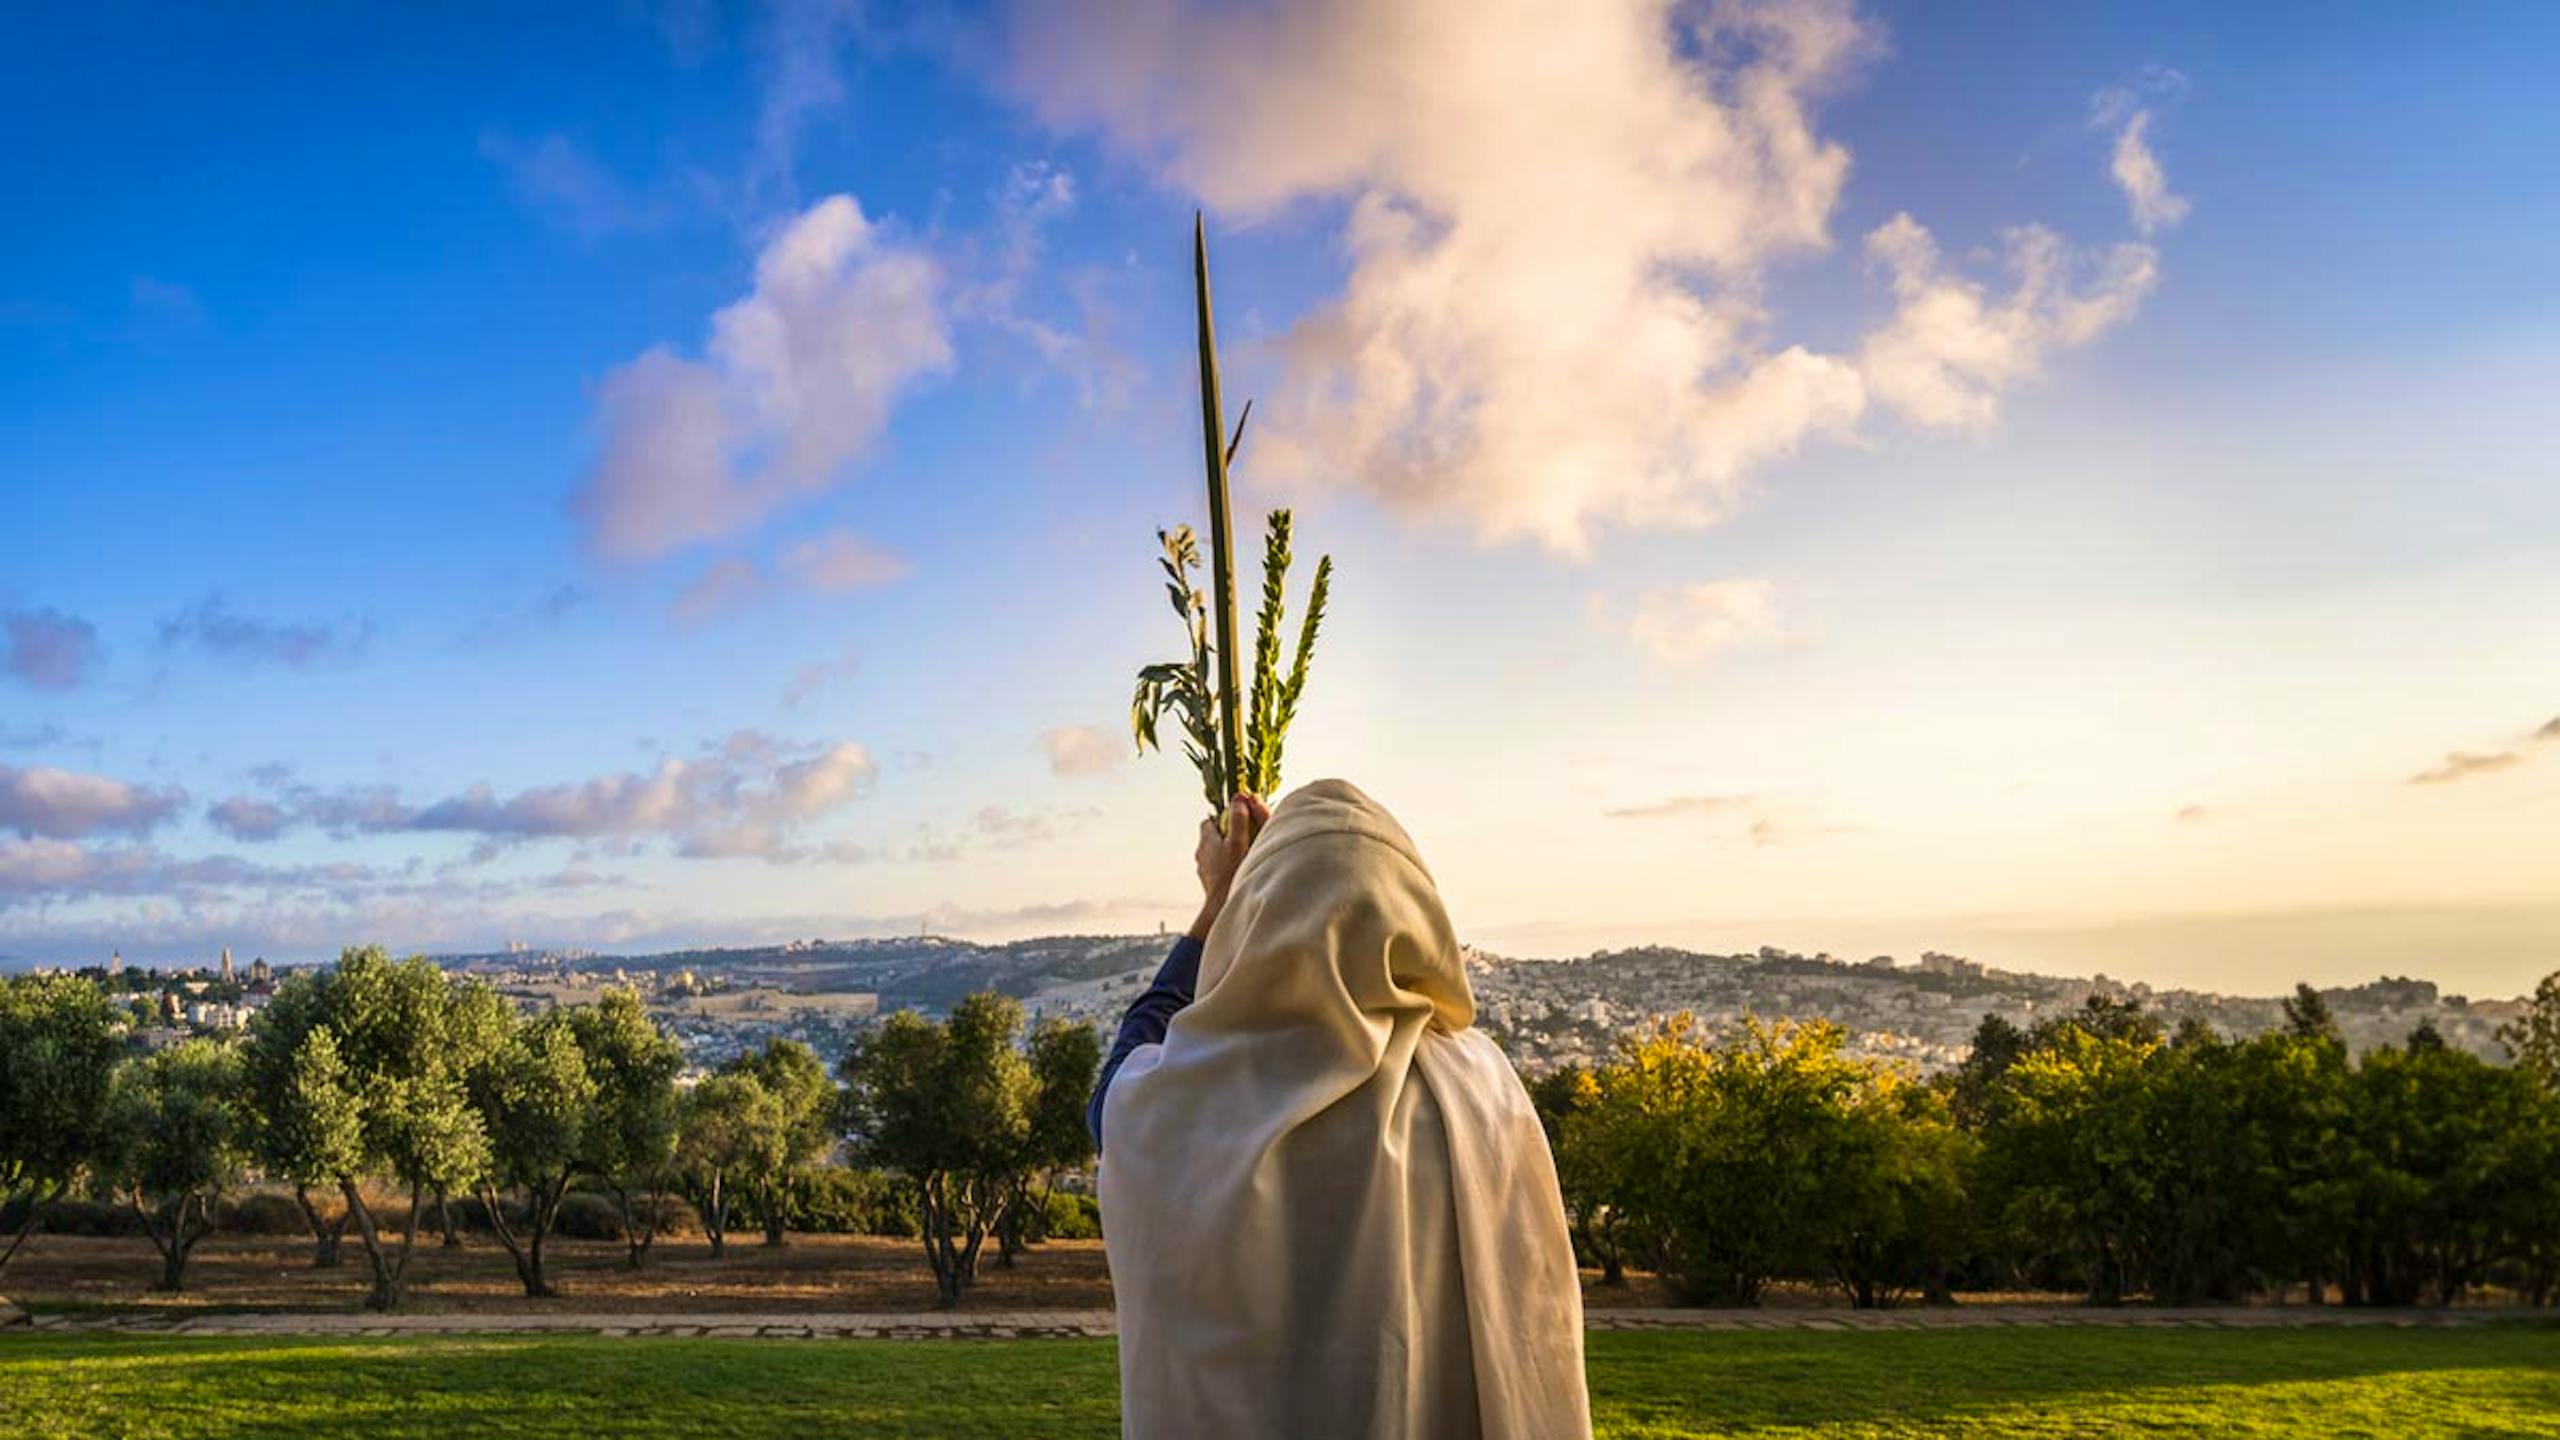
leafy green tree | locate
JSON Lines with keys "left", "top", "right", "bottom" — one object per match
{"left": 0, "top": 974, "right": 124, "bottom": 1272}
{"left": 467, "top": 1008, "right": 596, "bottom": 1296}
{"left": 1583, "top": 1015, "right": 1888, "bottom": 1306}
{"left": 1946, "top": 1013, "right": 2027, "bottom": 1128}
{"left": 1528, "top": 1064, "right": 1630, "bottom": 1286}
{"left": 242, "top": 947, "right": 495, "bottom": 1310}
{"left": 728, "top": 1039, "right": 836, "bottom": 1247}
{"left": 245, "top": 1020, "right": 365, "bottom": 1269}
{"left": 2343, "top": 1037, "right": 2536, "bottom": 1305}
{"left": 839, "top": 993, "right": 1030, "bottom": 1306}
{"left": 97, "top": 1039, "right": 252, "bottom": 1292}
{"left": 568, "top": 987, "right": 683, "bottom": 1267}
{"left": 2224, "top": 1029, "right": 2356, "bottom": 1304}
{"left": 994, "top": 1018, "right": 1101, "bottom": 1266}
{"left": 1974, "top": 1021, "right": 2163, "bottom": 1304}
{"left": 1825, "top": 1077, "right": 1974, "bottom": 1308}
{"left": 2500, "top": 971, "right": 2560, "bottom": 1094}
{"left": 678, "top": 1072, "right": 787, "bottom": 1258}
{"left": 2494, "top": 1084, "right": 2560, "bottom": 1307}
{"left": 2283, "top": 983, "right": 2342, "bottom": 1042}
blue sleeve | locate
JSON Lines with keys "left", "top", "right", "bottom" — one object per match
{"left": 1087, "top": 935, "right": 1205, "bottom": 1153}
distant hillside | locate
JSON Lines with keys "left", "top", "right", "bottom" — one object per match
{"left": 430, "top": 932, "right": 2530, "bottom": 1076}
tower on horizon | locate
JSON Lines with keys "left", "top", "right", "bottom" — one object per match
{"left": 219, "top": 946, "right": 235, "bottom": 984}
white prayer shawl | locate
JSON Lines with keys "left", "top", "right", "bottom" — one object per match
{"left": 1100, "top": 780, "right": 1592, "bottom": 1440}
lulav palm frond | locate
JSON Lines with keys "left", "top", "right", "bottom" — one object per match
{"left": 1134, "top": 516, "right": 1330, "bottom": 812}
{"left": 1246, "top": 510, "right": 1293, "bottom": 796}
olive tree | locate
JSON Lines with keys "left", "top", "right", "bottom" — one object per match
{"left": 729, "top": 1038, "right": 836, "bottom": 1247}
{"left": 243, "top": 947, "right": 494, "bottom": 1311}
{"left": 97, "top": 1039, "right": 252, "bottom": 1292}
{"left": 677, "top": 1072, "right": 785, "bottom": 1259}
{"left": 838, "top": 993, "right": 1030, "bottom": 1307}
{"left": 568, "top": 988, "right": 681, "bottom": 1267}
{"left": 468, "top": 1008, "right": 595, "bottom": 1297}
{"left": 0, "top": 973, "right": 123, "bottom": 1272}
{"left": 246, "top": 1020, "right": 364, "bottom": 1268}
{"left": 995, "top": 1017, "right": 1101, "bottom": 1266}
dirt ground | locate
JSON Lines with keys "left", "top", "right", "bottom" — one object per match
{"left": 0, "top": 1232, "right": 1118, "bottom": 1315}
{"left": 0, "top": 1233, "right": 2077, "bottom": 1317}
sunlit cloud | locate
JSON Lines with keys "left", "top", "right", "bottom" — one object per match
{"left": 1003, "top": 0, "right": 2171, "bottom": 553}
{"left": 1039, "top": 725, "right": 1122, "bottom": 778}
{"left": 2406, "top": 714, "right": 2560, "bottom": 786}
{"left": 1858, "top": 215, "right": 2157, "bottom": 431}
{"left": 2092, "top": 70, "right": 2191, "bottom": 237}
{"left": 1594, "top": 579, "right": 1788, "bottom": 665}
{"left": 781, "top": 529, "right": 911, "bottom": 591}
{"left": 0, "top": 763, "right": 187, "bottom": 840}
{"left": 2410, "top": 750, "right": 2526, "bottom": 786}
{"left": 199, "top": 732, "right": 876, "bottom": 862}
{"left": 573, "top": 195, "right": 953, "bottom": 560}
{"left": 1603, "top": 793, "right": 1760, "bottom": 821}
{"left": 1602, "top": 790, "right": 1841, "bottom": 847}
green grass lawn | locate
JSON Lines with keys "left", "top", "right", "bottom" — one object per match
{"left": 2, "top": 1325, "right": 2554, "bottom": 1438}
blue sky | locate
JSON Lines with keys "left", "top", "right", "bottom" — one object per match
{"left": 4, "top": 2, "right": 2556, "bottom": 993}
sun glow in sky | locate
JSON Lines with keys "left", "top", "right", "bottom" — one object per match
{"left": 4, "top": 2, "right": 2556, "bottom": 993}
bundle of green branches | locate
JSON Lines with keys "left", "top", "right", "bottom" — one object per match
{"left": 1131, "top": 509, "right": 1332, "bottom": 812}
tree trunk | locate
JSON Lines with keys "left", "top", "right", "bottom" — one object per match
{"left": 703, "top": 1169, "right": 728, "bottom": 1260}
{"left": 436, "top": 1185, "right": 461, "bottom": 1248}
{"left": 131, "top": 1190, "right": 192, "bottom": 1292}
{"left": 616, "top": 1183, "right": 662, "bottom": 1268}
{"left": 0, "top": 1181, "right": 61, "bottom": 1272}
{"left": 918, "top": 1173, "right": 963, "bottom": 1308}
{"left": 994, "top": 1179, "right": 1025, "bottom": 1270}
{"left": 343, "top": 1176, "right": 422, "bottom": 1313}
{"left": 761, "top": 1179, "right": 788, "bottom": 1247}
{"left": 293, "top": 1184, "right": 348, "bottom": 1269}
{"left": 481, "top": 1180, "right": 563, "bottom": 1299}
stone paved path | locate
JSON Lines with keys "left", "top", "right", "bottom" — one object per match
{"left": 6, "top": 1304, "right": 2541, "bottom": 1341}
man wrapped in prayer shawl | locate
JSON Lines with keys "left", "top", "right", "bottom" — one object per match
{"left": 1089, "top": 780, "right": 1593, "bottom": 1440}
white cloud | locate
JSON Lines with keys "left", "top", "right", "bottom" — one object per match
{"left": 1857, "top": 215, "right": 2157, "bottom": 431}
{"left": 2092, "top": 74, "right": 2190, "bottom": 237}
{"left": 1600, "top": 579, "right": 1788, "bottom": 665}
{"left": 1039, "top": 725, "right": 1122, "bottom": 778}
{"left": 781, "top": 529, "right": 911, "bottom": 591}
{"left": 0, "top": 764, "right": 187, "bottom": 841}
{"left": 403, "top": 734, "right": 877, "bottom": 859}
{"left": 573, "top": 195, "right": 954, "bottom": 560}
{"left": 181, "top": 733, "right": 877, "bottom": 862}
{"left": 2108, "top": 110, "right": 2189, "bottom": 236}
{"left": 1001, "top": 0, "right": 2173, "bottom": 553}
{"left": 207, "top": 795, "right": 289, "bottom": 842}
{"left": 0, "top": 838, "right": 382, "bottom": 909}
